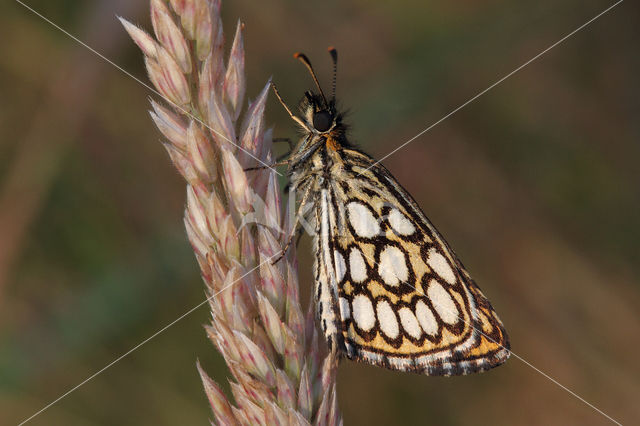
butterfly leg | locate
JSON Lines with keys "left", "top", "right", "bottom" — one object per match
{"left": 271, "top": 183, "right": 313, "bottom": 265}
{"left": 243, "top": 159, "right": 289, "bottom": 172}
{"left": 243, "top": 138, "right": 293, "bottom": 171}
{"left": 273, "top": 137, "right": 294, "bottom": 150}
{"left": 272, "top": 138, "right": 295, "bottom": 164}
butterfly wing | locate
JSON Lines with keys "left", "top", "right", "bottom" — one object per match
{"left": 314, "top": 147, "right": 510, "bottom": 376}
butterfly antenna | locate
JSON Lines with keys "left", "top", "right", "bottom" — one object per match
{"left": 293, "top": 52, "right": 328, "bottom": 105}
{"left": 272, "top": 82, "right": 309, "bottom": 130}
{"left": 328, "top": 46, "right": 338, "bottom": 102}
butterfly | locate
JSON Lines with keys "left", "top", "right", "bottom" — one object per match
{"left": 271, "top": 47, "right": 510, "bottom": 376}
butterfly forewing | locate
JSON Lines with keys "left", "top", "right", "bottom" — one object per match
{"left": 313, "top": 148, "right": 510, "bottom": 376}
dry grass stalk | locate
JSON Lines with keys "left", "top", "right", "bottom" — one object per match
{"left": 121, "top": 0, "right": 341, "bottom": 424}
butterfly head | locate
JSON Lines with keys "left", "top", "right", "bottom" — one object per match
{"left": 299, "top": 90, "right": 337, "bottom": 134}
{"left": 273, "top": 47, "right": 344, "bottom": 138}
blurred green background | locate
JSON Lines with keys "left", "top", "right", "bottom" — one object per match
{"left": 1, "top": 0, "right": 638, "bottom": 424}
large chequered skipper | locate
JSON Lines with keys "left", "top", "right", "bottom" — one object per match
{"left": 270, "top": 48, "right": 509, "bottom": 375}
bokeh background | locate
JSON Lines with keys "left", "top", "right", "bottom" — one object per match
{"left": 1, "top": 0, "right": 638, "bottom": 424}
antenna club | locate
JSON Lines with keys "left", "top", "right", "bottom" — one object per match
{"left": 292, "top": 51, "right": 327, "bottom": 104}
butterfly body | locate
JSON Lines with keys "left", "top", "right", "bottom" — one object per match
{"left": 278, "top": 50, "right": 510, "bottom": 376}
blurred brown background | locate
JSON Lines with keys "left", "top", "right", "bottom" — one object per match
{"left": 1, "top": 0, "right": 638, "bottom": 425}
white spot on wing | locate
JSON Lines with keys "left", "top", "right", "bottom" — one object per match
{"left": 347, "top": 202, "right": 380, "bottom": 238}
{"left": 426, "top": 248, "right": 456, "bottom": 284}
{"left": 334, "top": 250, "right": 346, "bottom": 283}
{"left": 339, "top": 297, "right": 350, "bottom": 319}
{"left": 427, "top": 280, "right": 459, "bottom": 324}
{"left": 388, "top": 209, "right": 415, "bottom": 236}
{"left": 399, "top": 307, "right": 422, "bottom": 339}
{"left": 352, "top": 294, "right": 375, "bottom": 331}
{"left": 376, "top": 300, "right": 399, "bottom": 339}
{"left": 349, "top": 248, "right": 367, "bottom": 283}
{"left": 415, "top": 300, "right": 438, "bottom": 335}
{"left": 378, "top": 245, "right": 408, "bottom": 286}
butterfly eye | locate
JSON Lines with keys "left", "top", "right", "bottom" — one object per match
{"left": 312, "top": 110, "right": 332, "bottom": 132}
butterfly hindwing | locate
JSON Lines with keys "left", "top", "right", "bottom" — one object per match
{"left": 314, "top": 148, "right": 510, "bottom": 376}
